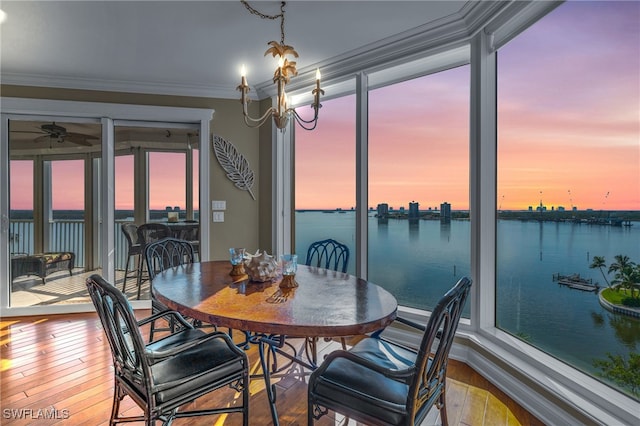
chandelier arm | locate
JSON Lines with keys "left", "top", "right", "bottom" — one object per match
{"left": 291, "top": 109, "right": 320, "bottom": 131}
{"left": 243, "top": 107, "right": 277, "bottom": 128}
{"left": 287, "top": 108, "right": 319, "bottom": 124}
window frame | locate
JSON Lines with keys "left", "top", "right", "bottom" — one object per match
{"left": 278, "top": 1, "right": 639, "bottom": 423}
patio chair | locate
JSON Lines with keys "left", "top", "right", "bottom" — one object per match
{"left": 120, "top": 222, "right": 141, "bottom": 294}
{"left": 86, "top": 274, "right": 249, "bottom": 426}
{"left": 308, "top": 276, "right": 472, "bottom": 426}
{"left": 135, "top": 223, "right": 171, "bottom": 299}
{"left": 305, "top": 238, "right": 350, "bottom": 273}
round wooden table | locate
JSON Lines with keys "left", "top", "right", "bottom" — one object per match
{"left": 152, "top": 260, "right": 398, "bottom": 338}
{"left": 152, "top": 260, "right": 398, "bottom": 425}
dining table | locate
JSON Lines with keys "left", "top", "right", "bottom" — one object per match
{"left": 152, "top": 260, "right": 398, "bottom": 425}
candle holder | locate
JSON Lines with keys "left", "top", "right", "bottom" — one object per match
{"left": 229, "top": 248, "right": 246, "bottom": 276}
{"left": 280, "top": 254, "right": 298, "bottom": 288}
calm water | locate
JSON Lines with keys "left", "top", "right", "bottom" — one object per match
{"left": 295, "top": 211, "right": 640, "bottom": 386}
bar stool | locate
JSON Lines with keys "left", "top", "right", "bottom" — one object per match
{"left": 135, "top": 223, "right": 171, "bottom": 299}
{"left": 120, "top": 223, "right": 141, "bottom": 294}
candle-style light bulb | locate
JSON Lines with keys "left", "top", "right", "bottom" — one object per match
{"left": 315, "top": 68, "right": 321, "bottom": 81}
{"left": 240, "top": 64, "right": 248, "bottom": 88}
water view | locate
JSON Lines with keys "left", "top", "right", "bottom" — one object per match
{"left": 295, "top": 210, "right": 640, "bottom": 395}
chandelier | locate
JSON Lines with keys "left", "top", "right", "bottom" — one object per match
{"left": 237, "top": 1, "right": 323, "bottom": 131}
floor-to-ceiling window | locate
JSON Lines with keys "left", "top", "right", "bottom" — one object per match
{"left": 496, "top": 1, "right": 639, "bottom": 399}
{"left": 5, "top": 115, "right": 207, "bottom": 309}
{"left": 8, "top": 119, "right": 102, "bottom": 307}
{"left": 368, "top": 65, "right": 471, "bottom": 315}
{"left": 294, "top": 95, "right": 356, "bottom": 274}
{"left": 113, "top": 124, "right": 201, "bottom": 301}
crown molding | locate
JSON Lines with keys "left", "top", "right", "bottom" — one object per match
{"left": 255, "top": 0, "right": 510, "bottom": 99}
{"left": 0, "top": 72, "right": 239, "bottom": 100}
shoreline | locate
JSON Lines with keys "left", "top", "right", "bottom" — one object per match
{"left": 598, "top": 290, "right": 640, "bottom": 318}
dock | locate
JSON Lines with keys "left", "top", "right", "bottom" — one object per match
{"left": 552, "top": 273, "right": 600, "bottom": 292}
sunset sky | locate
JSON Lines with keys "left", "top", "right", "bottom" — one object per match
{"left": 9, "top": 1, "right": 639, "bottom": 213}
{"left": 295, "top": 1, "right": 639, "bottom": 211}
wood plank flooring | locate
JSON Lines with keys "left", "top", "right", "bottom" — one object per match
{"left": 1, "top": 313, "right": 543, "bottom": 426}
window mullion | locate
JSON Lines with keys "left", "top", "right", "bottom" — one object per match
{"left": 470, "top": 30, "right": 497, "bottom": 331}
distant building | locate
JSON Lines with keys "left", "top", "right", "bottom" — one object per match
{"left": 408, "top": 201, "right": 419, "bottom": 219}
{"left": 440, "top": 202, "right": 451, "bottom": 223}
{"left": 377, "top": 203, "right": 389, "bottom": 217}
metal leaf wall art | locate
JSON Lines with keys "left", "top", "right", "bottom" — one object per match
{"left": 212, "top": 134, "right": 256, "bottom": 200}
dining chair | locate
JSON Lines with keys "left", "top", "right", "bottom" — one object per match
{"left": 304, "top": 238, "right": 350, "bottom": 359}
{"left": 135, "top": 223, "right": 171, "bottom": 299}
{"left": 120, "top": 222, "right": 141, "bottom": 294}
{"left": 86, "top": 274, "right": 249, "bottom": 426}
{"left": 144, "top": 237, "right": 198, "bottom": 340}
{"left": 308, "top": 276, "right": 472, "bottom": 426}
{"left": 305, "top": 238, "right": 350, "bottom": 273}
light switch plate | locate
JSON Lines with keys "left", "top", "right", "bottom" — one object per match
{"left": 213, "top": 211, "right": 225, "bottom": 222}
{"left": 212, "top": 200, "right": 226, "bottom": 210}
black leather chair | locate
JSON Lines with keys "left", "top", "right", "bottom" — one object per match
{"left": 308, "top": 277, "right": 472, "bottom": 426}
{"left": 120, "top": 222, "right": 141, "bottom": 294}
{"left": 86, "top": 274, "right": 249, "bottom": 426}
{"left": 305, "top": 238, "right": 350, "bottom": 273}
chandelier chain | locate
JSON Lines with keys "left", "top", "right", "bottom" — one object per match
{"left": 241, "top": 1, "right": 286, "bottom": 45}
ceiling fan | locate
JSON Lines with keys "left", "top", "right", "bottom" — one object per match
{"left": 15, "top": 122, "right": 98, "bottom": 146}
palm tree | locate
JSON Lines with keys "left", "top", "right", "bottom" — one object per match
{"left": 589, "top": 255, "right": 610, "bottom": 287}
{"left": 608, "top": 255, "right": 638, "bottom": 298}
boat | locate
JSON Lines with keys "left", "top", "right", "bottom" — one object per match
{"left": 552, "top": 273, "right": 600, "bottom": 292}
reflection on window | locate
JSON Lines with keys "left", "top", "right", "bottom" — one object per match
{"left": 295, "top": 95, "right": 356, "bottom": 274}
{"left": 497, "top": 1, "right": 640, "bottom": 399}
{"left": 369, "top": 66, "right": 470, "bottom": 315}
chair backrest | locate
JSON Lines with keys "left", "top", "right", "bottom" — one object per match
{"left": 121, "top": 222, "right": 140, "bottom": 247}
{"left": 136, "top": 223, "right": 171, "bottom": 246}
{"left": 305, "top": 238, "right": 350, "bottom": 273}
{"left": 86, "top": 274, "right": 151, "bottom": 402}
{"left": 410, "top": 277, "right": 472, "bottom": 420}
{"left": 144, "top": 237, "right": 195, "bottom": 281}
{"left": 177, "top": 223, "right": 199, "bottom": 242}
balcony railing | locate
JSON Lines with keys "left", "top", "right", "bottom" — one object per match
{"left": 9, "top": 219, "right": 131, "bottom": 270}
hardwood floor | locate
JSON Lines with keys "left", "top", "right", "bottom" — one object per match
{"left": 0, "top": 312, "right": 543, "bottom": 426}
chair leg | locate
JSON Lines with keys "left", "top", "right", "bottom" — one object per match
{"left": 110, "top": 379, "right": 123, "bottom": 426}
{"left": 439, "top": 388, "right": 449, "bottom": 426}
{"left": 136, "top": 255, "right": 144, "bottom": 300}
{"left": 122, "top": 253, "right": 132, "bottom": 293}
{"left": 307, "top": 401, "right": 314, "bottom": 426}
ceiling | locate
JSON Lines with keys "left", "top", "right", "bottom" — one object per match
{"left": 8, "top": 120, "right": 199, "bottom": 156}
{"left": 0, "top": 1, "right": 473, "bottom": 99}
